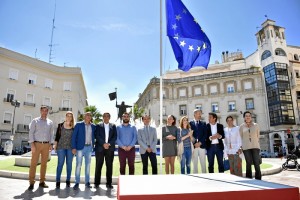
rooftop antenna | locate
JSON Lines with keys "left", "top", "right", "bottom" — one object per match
{"left": 49, "top": 0, "right": 57, "bottom": 63}
{"left": 34, "top": 48, "right": 39, "bottom": 59}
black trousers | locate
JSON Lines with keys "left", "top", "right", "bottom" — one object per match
{"left": 141, "top": 151, "right": 158, "bottom": 175}
{"left": 94, "top": 149, "right": 114, "bottom": 185}
{"left": 243, "top": 148, "right": 261, "bottom": 180}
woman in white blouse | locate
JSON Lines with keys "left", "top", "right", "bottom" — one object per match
{"left": 224, "top": 116, "right": 242, "bottom": 177}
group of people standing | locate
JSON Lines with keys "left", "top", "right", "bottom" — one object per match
{"left": 27, "top": 106, "right": 158, "bottom": 191}
{"left": 27, "top": 105, "right": 262, "bottom": 191}
{"left": 162, "top": 109, "right": 262, "bottom": 180}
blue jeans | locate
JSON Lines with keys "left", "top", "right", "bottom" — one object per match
{"left": 180, "top": 147, "right": 192, "bottom": 174}
{"left": 207, "top": 144, "right": 224, "bottom": 173}
{"left": 75, "top": 145, "right": 92, "bottom": 184}
{"left": 56, "top": 149, "right": 74, "bottom": 182}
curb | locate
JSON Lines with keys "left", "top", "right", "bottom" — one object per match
{"left": 0, "top": 163, "right": 282, "bottom": 185}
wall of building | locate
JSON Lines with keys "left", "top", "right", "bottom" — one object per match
{"left": 0, "top": 47, "right": 88, "bottom": 150}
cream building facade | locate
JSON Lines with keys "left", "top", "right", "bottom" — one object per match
{"left": 0, "top": 47, "right": 88, "bottom": 151}
{"left": 136, "top": 19, "right": 300, "bottom": 155}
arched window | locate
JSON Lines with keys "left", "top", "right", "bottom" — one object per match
{"left": 294, "top": 54, "right": 299, "bottom": 61}
{"left": 261, "top": 50, "right": 271, "bottom": 61}
{"left": 275, "top": 48, "right": 286, "bottom": 56}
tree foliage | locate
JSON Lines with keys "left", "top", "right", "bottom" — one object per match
{"left": 78, "top": 105, "right": 102, "bottom": 124}
{"left": 130, "top": 104, "right": 145, "bottom": 120}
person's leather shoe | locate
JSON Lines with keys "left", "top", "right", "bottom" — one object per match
{"left": 66, "top": 181, "right": 71, "bottom": 187}
{"left": 28, "top": 184, "right": 34, "bottom": 191}
{"left": 94, "top": 184, "right": 99, "bottom": 188}
{"left": 106, "top": 184, "right": 114, "bottom": 189}
{"left": 39, "top": 182, "right": 49, "bottom": 188}
{"left": 73, "top": 183, "right": 79, "bottom": 190}
{"left": 85, "top": 182, "right": 92, "bottom": 188}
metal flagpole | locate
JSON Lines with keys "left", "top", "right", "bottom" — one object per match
{"left": 159, "top": 0, "right": 163, "bottom": 174}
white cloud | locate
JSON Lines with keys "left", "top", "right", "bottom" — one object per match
{"left": 68, "top": 21, "right": 154, "bottom": 36}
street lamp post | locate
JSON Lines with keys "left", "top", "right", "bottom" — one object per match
{"left": 11, "top": 100, "right": 20, "bottom": 135}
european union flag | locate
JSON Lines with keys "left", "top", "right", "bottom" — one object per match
{"left": 166, "top": 0, "right": 211, "bottom": 72}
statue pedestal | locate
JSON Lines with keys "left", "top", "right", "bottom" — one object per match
{"left": 15, "top": 151, "right": 52, "bottom": 167}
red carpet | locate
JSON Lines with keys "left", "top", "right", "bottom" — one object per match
{"left": 118, "top": 173, "right": 299, "bottom": 200}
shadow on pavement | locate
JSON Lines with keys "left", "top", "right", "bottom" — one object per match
{"left": 14, "top": 187, "right": 47, "bottom": 200}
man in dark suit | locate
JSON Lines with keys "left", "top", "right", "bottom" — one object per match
{"left": 94, "top": 112, "right": 117, "bottom": 189}
{"left": 190, "top": 109, "right": 207, "bottom": 173}
{"left": 71, "top": 112, "right": 96, "bottom": 190}
{"left": 206, "top": 112, "right": 225, "bottom": 173}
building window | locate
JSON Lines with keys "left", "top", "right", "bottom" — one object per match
{"left": 227, "top": 84, "right": 235, "bottom": 93}
{"left": 28, "top": 74, "right": 37, "bottom": 85}
{"left": 162, "top": 88, "right": 169, "bottom": 99}
{"left": 211, "top": 103, "right": 219, "bottom": 112}
{"left": 195, "top": 104, "right": 202, "bottom": 111}
{"left": 295, "top": 70, "right": 300, "bottom": 78}
{"left": 244, "top": 81, "right": 253, "bottom": 91}
{"left": 245, "top": 98, "right": 254, "bottom": 110}
{"left": 179, "top": 105, "right": 187, "bottom": 116}
{"left": 43, "top": 97, "right": 51, "bottom": 106}
{"left": 63, "top": 82, "right": 72, "bottom": 91}
{"left": 228, "top": 101, "right": 236, "bottom": 111}
{"left": 179, "top": 88, "right": 187, "bottom": 98}
{"left": 5, "top": 89, "right": 15, "bottom": 102}
{"left": 297, "top": 91, "right": 300, "bottom": 100}
{"left": 26, "top": 93, "right": 34, "bottom": 103}
{"left": 210, "top": 85, "right": 217, "bottom": 95}
{"left": 294, "top": 54, "right": 299, "bottom": 61}
{"left": 261, "top": 50, "right": 271, "bottom": 61}
{"left": 275, "top": 48, "right": 286, "bottom": 56}
{"left": 45, "top": 79, "right": 53, "bottom": 89}
{"left": 3, "top": 112, "right": 12, "bottom": 124}
{"left": 282, "top": 32, "right": 285, "bottom": 40}
{"left": 63, "top": 100, "right": 70, "bottom": 108}
{"left": 194, "top": 87, "right": 202, "bottom": 96}
{"left": 24, "top": 115, "right": 32, "bottom": 126}
{"left": 163, "top": 106, "right": 166, "bottom": 116}
{"left": 9, "top": 68, "right": 18, "bottom": 80}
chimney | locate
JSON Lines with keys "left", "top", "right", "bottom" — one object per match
{"left": 222, "top": 51, "right": 225, "bottom": 63}
{"left": 226, "top": 51, "right": 229, "bottom": 62}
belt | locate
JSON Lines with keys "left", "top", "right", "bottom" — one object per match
{"left": 34, "top": 141, "right": 49, "bottom": 144}
{"left": 85, "top": 144, "right": 91, "bottom": 146}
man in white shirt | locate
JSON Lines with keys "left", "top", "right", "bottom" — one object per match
{"left": 206, "top": 112, "right": 225, "bottom": 173}
{"left": 94, "top": 112, "right": 117, "bottom": 189}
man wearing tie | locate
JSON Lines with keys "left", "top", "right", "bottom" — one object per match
{"left": 190, "top": 109, "right": 207, "bottom": 173}
{"left": 137, "top": 115, "right": 158, "bottom": 175}
{"left": 94, "top": 112, "right": 117, "bottom": 189}
{"left": 206, "top": 112, "right": 225, "bottom": 173}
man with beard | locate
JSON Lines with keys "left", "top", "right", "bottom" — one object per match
{"left": 116, "top": 112, "right": 137, "bottom": 175}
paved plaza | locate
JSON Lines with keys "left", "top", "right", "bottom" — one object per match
{"left": 0, "top": 156, "right": 299, "bottom": 199}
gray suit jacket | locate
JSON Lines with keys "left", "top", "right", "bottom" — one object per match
{"left": 137, "top": 126, "right": 157, "bottom": 154}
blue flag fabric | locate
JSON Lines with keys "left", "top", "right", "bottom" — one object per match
{"left": 166, "top": 0, "right": 211, "bottom": 71}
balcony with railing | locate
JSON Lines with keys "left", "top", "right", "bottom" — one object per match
{"left": 3, "top": 98, "right": 12, "bottom": 103}
{"left": 23, "top": 102, "right": 36, "bottom": 107}
{"left": 59, "top": 107, "right": 72, "bottom": 111}
{"left": 17, "top": 124, "right": 30, "bottom": 132}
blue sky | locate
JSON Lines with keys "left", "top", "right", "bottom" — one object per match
{"left": 1, "top": 0, "right": 300, "bottom": 121}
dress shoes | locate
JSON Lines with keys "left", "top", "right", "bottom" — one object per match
{"left": 85, "top": 182, "right": 92, "bottom": 188}
{"left": 106, "top": 184, "right": 114, "bottom": 189}
{"left": 73, "top": 183, "right": 79, "bottom": 190}
{"left": 39, "top": 182, "right": 49, "bottom": 188}
{"left": 28, "top": 184, "right": 34, "bottom": 191}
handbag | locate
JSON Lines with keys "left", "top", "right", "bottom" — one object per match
{"left": 177, "top": 129, "right": 184, "bottom": 160}
{"left": 223, "top": 158, "right": 230, "bottom": 171}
